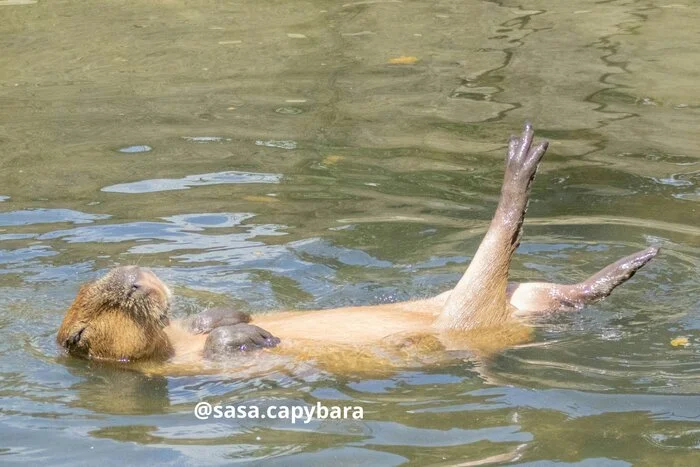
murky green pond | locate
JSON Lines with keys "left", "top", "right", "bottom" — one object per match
{"left": 1, "top": 0, "right": 699, "bottom": 465}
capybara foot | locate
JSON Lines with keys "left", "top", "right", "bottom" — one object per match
{"left": 203, "top": 324, "right": 280, "bottom": 360}
{"left": 504, "top": 122, "right": 549, "bottom": 191}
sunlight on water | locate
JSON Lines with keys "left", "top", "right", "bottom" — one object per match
{"left": 0, "top": 0, "right": 699, "bottom": 464}
{"left": 102, "top": 171, "right": 282, "bottom": 193}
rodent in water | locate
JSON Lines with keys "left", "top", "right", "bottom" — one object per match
{"left": 56, "top": 124, "right": 658, "bottom": 372}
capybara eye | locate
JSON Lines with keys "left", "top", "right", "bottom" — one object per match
{"left": 127, "top": 283, "right": 140, "bottom": 298}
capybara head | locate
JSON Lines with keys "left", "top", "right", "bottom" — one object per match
{"left": 57, "top": 266, "right": 173, "bottom": 361}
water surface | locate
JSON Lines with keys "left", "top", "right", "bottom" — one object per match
{"left": 1, "top": 0, "right": 699, "bottom": 465}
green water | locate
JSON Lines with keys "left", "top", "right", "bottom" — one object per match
{"left": 1, "top": 0, "right": 699, "bottom": 465}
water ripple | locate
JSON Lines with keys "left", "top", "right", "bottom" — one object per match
{"left": 101, "top": 171, "right": 282, "bottom": 193}
{"left": 0, "top": 209, "right": 110, "bottom": 227}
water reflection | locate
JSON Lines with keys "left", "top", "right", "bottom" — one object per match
{"left": 102, "top": 171, "right": 281, "bottom": 194}
{"left": 117, "top": 145, "right": 152, "bottom": 154}
{"left": 59, "top": 358, "right": 170, "bottom": 415}
{"left": 0, "top": 209, "right": 109, "bottom": 226}
{"left": 1, "top": 0, "right": 699, "bottom": 464}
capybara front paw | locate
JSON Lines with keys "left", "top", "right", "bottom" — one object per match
{"left": 185, "top": 307, "right": 251, "bottom": 334}
{"left": 203, "top": 324, "right": 280, "bottom": 360}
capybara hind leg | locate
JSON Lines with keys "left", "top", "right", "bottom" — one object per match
{"left": 572, "top": 247, "right": 658, "bottom": 302}
{"left": 435, "top": 123, "right": 549, "bottom": 331}
{"left": 509, "top": 247, "right": 659, "bottom": 315}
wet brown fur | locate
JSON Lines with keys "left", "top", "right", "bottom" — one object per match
{"left": 57, "top": 267, "right": 173, "bottom": 361}
{"left": 56, "top": 124, "right": 658, "bottom": 373}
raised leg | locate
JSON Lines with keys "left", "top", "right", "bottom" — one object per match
{"left": 434, "top": 123, "right": 548, "bottom": 330}
{"left": 508, "top": 246, "right": 659, "bottom": 315}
